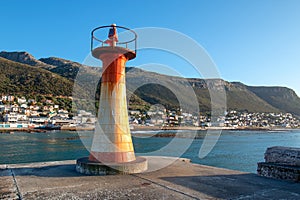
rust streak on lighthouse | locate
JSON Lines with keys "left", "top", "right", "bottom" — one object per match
{"left": 76, "top": 24, "right": 147, "bottom": 175}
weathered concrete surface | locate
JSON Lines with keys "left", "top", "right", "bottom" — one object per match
{"left": 0, "top": 165, "right": 19, "bottom": 200}
{"left": 0, "top": 156, "right": 300, "bottom": 200}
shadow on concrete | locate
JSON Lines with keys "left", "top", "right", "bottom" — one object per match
{"left": 161, "top": 173, "right": 300, "bottom": 199}
{"left": 1, "top": 164, "right": 84, "bottom": 178}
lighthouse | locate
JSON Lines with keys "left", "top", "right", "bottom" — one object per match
{"left": 76, "top": 24, "right": 147, "bottom": 175}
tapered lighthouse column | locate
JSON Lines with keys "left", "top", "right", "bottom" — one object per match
{"left": 89, "top": 50, "right": 135, "bottom": 163}
{"left": 76, "top": 24, "right": 147, "bottom": 175}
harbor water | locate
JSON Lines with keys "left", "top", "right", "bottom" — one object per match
{"left": 0, "top": 129, "right": 299, "bottom": 173}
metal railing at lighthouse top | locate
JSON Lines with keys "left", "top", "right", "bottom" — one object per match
{"left": 91, "top": 25, "right": 137, "bottom": 55}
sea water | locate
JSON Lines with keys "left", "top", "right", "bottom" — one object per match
{"left": 0, "top": 130, "right": 299, "bottom": 173}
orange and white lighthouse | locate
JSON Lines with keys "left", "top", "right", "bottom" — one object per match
{"left": 76, "top": 24, "right": 147, "bottom": 175}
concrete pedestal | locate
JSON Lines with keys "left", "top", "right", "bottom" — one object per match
{"left": 76, "top": 157, "right": 147, "bottom": 175}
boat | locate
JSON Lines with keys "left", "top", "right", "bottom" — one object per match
{"left": 35, "top": 123, "right": 61, "bottom": 130}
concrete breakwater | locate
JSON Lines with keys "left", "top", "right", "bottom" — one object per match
{"left": 1, "top": 156, "right": 300, "bottom": 199}
{"left": 257, "top": 146, "right": 300, "bottom": 182}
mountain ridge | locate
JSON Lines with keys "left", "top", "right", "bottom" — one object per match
{"left": 0, "top": 57, "right": 75, "bottom": 96}
{"left": 0, "top": 51, "right": 56, "bottom": 69}
{"left": 0, "top": 51, "right": 299, "bottom": 116}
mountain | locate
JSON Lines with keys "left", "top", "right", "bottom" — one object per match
{"left": 0, "top": 51, "right": 55, "bottom": 69}
{"left": 1, "top": 51, "right": 300, "bottom": 116}
{"left": 125, "top": 69, "right": 280, "bottom": 114}
{"left": 223, "top": 82, "right": 279, "bottom": 113}
{"left": 39, "top": 57, "right": 83, "bottom": 80}
{"left": 248, "top": 86, "right": 300, "bottom": 115}
{"left": 0, "top": 57, "right": 76, "bottom": 96}
{"left": 0, "top": 52, "right": 100, "bottom": 98}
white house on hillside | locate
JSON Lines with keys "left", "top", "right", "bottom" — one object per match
{"left": 17, "top": 97, "right": 27, "bottom": 104}
{"left": 5, "top": 113, "right": 18, "bottom": 122}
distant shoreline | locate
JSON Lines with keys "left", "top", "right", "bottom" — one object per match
{"left": 131, "top": 125, "right": 296, "bottom": 132}
{"left": 131, "top": 126, "right": 298, "bottom": 139}
{"left": 0, "top": 126, "right": 94, "bottom": 133}
{"left": 0, "top": 125, "right": 296, "bottom": 134}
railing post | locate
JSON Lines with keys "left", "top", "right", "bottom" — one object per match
{"left": 91, "top": 35, "right": 93, "bottom": 52}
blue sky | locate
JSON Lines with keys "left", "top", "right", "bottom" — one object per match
{"left": 1, "top": 0, "right": 300, "bottom": 94}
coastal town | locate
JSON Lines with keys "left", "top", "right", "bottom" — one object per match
{"left": 0, "top": 95, "right": 95, "bottom": 131}
{"left": 130, "top": 109, "right": 300, "bottom": 129}
{"left": 0, "top": 95, "right": 299, "bottom": 132}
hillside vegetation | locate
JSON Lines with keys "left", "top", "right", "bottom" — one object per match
{"left": 0, "top": 57, "right": 74, "bottom": 96}
{"left": 1, "top": 51, "right": 300, "bottom": 116}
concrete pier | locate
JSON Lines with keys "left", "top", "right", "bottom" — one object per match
{"left": 1, "top": 156, "right": 300, "bottom": 199}
{"left": 258, "top": 146, "right": 300, "bottom": 182}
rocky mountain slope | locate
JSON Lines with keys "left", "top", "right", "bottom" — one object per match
{"left": 1, "top": 51, "right": 299, "bottom": 116}
{"left": 0, "top": 57, "right": 75, "bottom": 96}
{"left": 248, "top": 86, "right": 300, "bottom": 115}
{"left": 0, "top": 51, "right": 55, "bottom": 69}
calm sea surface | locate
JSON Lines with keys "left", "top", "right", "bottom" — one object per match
{"left": 0, "top": 129, "right": 299, "bottom": 173}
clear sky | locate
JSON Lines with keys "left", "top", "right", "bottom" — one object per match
{"left": 1, "top": 0, "right": 300, "bottom": 94}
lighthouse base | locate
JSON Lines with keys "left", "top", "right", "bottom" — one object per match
{"left": 76, "top": 157, "right": 147, "bottom": 175}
